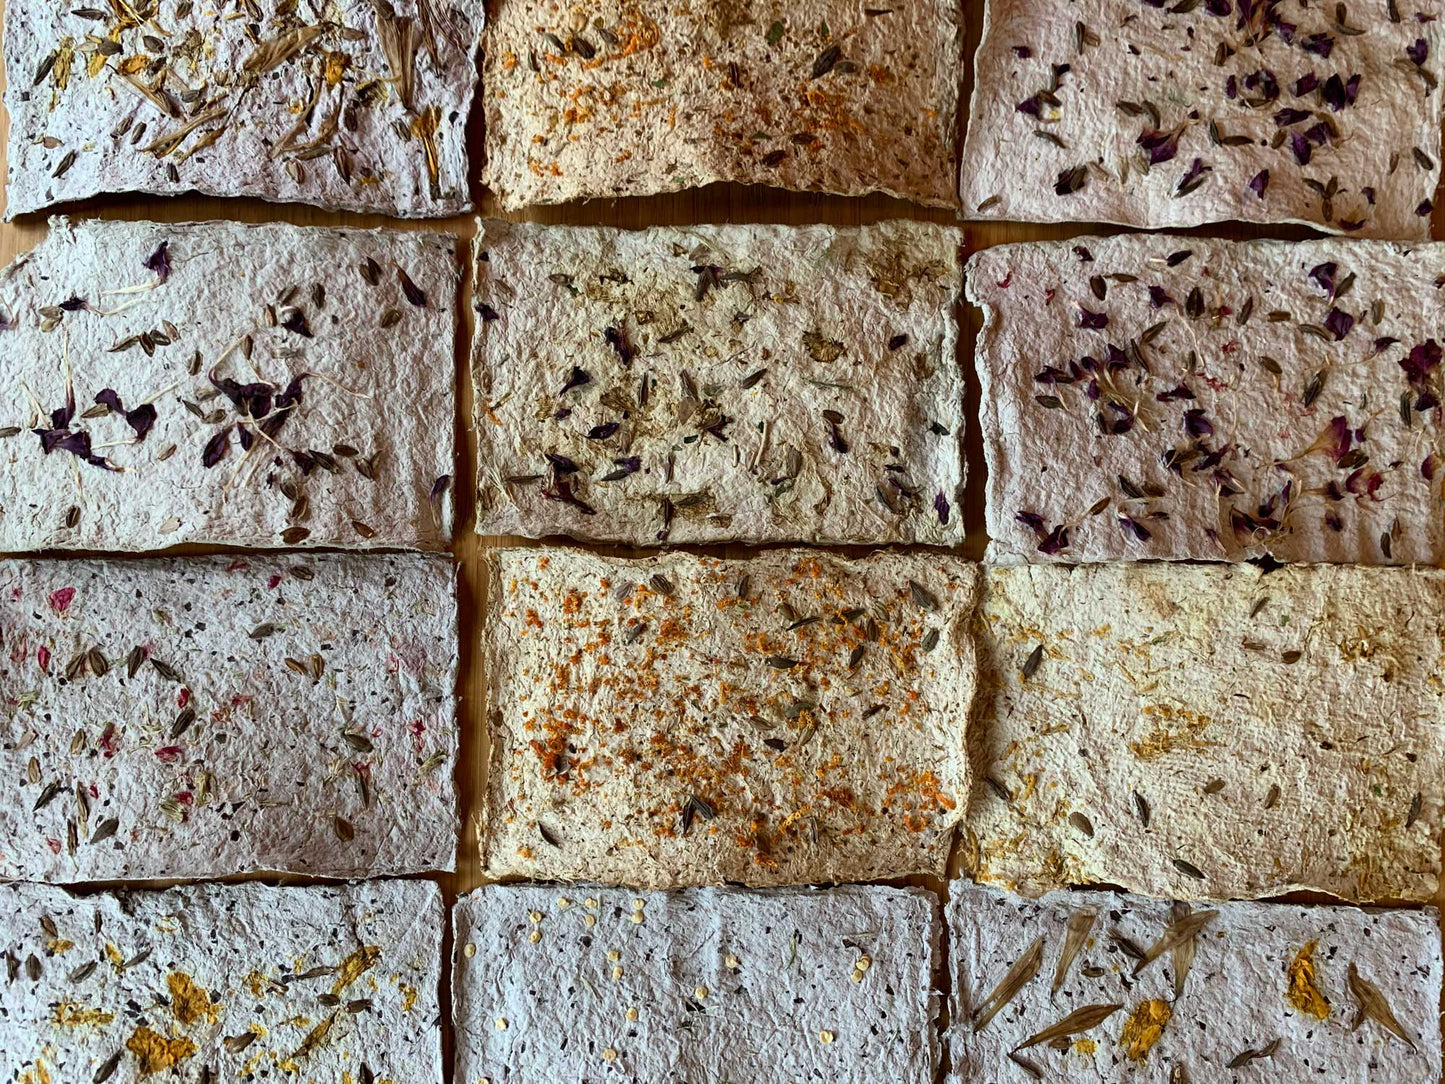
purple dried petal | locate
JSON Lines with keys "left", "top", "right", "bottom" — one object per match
{"left": 1289, "top": 131, "right": 1312, "bottom": 165}
{"left": 1416, "top": 391, "right": 1440, "bottom": 412}
{"left": 1338, "top": 219, "right": 1366, "bottom": 232}
{"left": 144, "top": 241, "right": 171, "bottom": 283}
{"left": 1322, "top": 416, "right": 1352, "bottom": 461}
{"left": 1370, "top": 336, "right": 1400, "bottom": 356}
{"left": 545, "top": 452, "right": 579, "bottom": 475}
{"left": 1166, "top": 250, "right": 1193, "bottom": 267}
{"left": 1156, "top": 384, "right": 1195, "bottom": 402}
{"left": 1308, "top": 262, "right": 1337, "bottom": 295}
{"left": 398, "top": 268, "right": 427, "bottom": 307}
{"left": 59, "top": 296, "right": 88, "bottom": 312}
{"left": 612, "top": 456, "right": 641, "bottom": 475}
{"left": 125, "top": 404, "right": 156, "bottom": 440}
{"left": 1292, "top": 72, "right": 1319, "bottom": 96}
{"left": 1424, "top": 454, "right": 1437, "bottom": 480}
{"left": 1015, "top": 509, "right": 1046, "bottom": 534}
{"left": 1183, "top": 408, "right": 1213, "bottom": 437}
{"left": 1401, "top": 339, "right": 1443, "bottom": 384}
{"left": 1118, "top": 513, "right": 1152, "bottom": 541}
{"left": 1078, "top": 307, "right": 1109, "bottom": 330}
{"left": 1418, "top": 199, "right": 1434, "bottom": 217}
{"left": 281, "top": 310, "right": 312, "bottom": 337}
{"left": 1038, "top": 525, "right": 1069, "bottom": 556}
{"left": 477, "top": 302, "right": 500, "bottom": 322}
{"left": 935, "top": 491, "right": 951, "bottom": 525}
{"left": 1321, "top": 73, "right": 1358, "bottom": 111}
{"left": 201, "top": 426, "right": 231, "bottom": 468}
{"left": 1225, "top": 75, "right": 1238, "bottom": 99}
{"left": 560, "top": 366, "right": 592, "bottom": 395}
{"left": 1136, "top": 127, "right": 1179, "bottom": 165}
{"left": 1303, "top": 122, "right": 1331, "bottom": 146}
{"left": 1016, "top": 94, "right": 1044, "bottom": 117}
{"left": 237, "top": 424, "right": 255, "bottom": 452}
{"left": 1073, "top": 245, "right": 1094, "bottom": 262}
{"left": 586, "top": 421, "right": 621, "bottom": 440}
{"left": 1273, "top": 107, "right": 1310, "bottom": 126}
{"left": 1301, "top": 32, "right": 1334, "bottom": 57}
{"left": 1408, "top": 38, "right": 1428, "bottom": 66}
{"left": 1248, "top": 169, "right": 1270, "bottom": 198}
{"left": 542, "top": 476, "right": 596, "bottom": 516}
{"left": 1362, "top": 186, "right": 1377, "bottom": 205}
{"left": 1176, "top": 157, "right": 1210, "bottom": 192}
{"left": 1324, "top": 307, "right": 1354, "bottom": 340}
{"left": 430, "top": 474, "right": 452, "bottom": 499}
{"left": 94, "top": 388, "right": 124, "bottom": 413}
{"left": 1012, "top": 45, "right": 1032, "bottom": 58}
{"left": 1149, "top": 285, "right": 1174, "bottom": 308}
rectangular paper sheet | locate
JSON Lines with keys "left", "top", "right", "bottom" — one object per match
{"left": 0, "top": 879, "right": 443, "bottom": 1084}
{"left": 965, "top": 562, "right": 1445, "bottom": 903}
{"left": 480, "top": 0, "right": 961, "bottom": 209}
{"left": 482, "top": 546, "right": 977, "bottom": 888}
{"left": 0, "top": 217, "right": 457, "bottom": 552}
{"left": 454, "top": 882, "right": 939, "bottom": 1084}
{"left": 474, "top": 219, "right": 966, "bottom": 546}
{"left": 961, "top": 0, "right": 1444, "bottom": 238}
{"left": 0, "top": 553, "right": 457, "bottom": 882}
{"left": 3, "top": 0, "right": 481, "bottom": 217}
{"left": 969, "top": 234, "right": 1445, "bottom": 565}
{"left": 947, "top": 882, "right": 1442, "bottom": 1083}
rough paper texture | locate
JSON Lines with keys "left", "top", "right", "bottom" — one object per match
{"left": 0, "top": 553, "right": 457, "bottom": 882}
{"left": 474, "top": 219, "right": 966, "bottom": 546}
{"left": 3, "top": 0, "right": 481, "bottom": 218}
{"left": 961, "top": 0, "right": 1444, "bottom": 238}
{"left": 481, "top": 0, "right": 961, "bottom": 209}
{"left": 454, "top": 882, "right": 939, "bottom": 1084}
{"left": 965, "top": 563, "right": 1445, "bottom": 903}
{"left": 0, "top": 217, "right": 457, "bottom": 552}
{"left": 1, "top": 879, "right": 442, "bottom": 1084}
{"left": 947, "top": 882, "right": 1442, "bottom": 1083}
{"left": 969, "top": 235, "right": 1445, "bottom": 565}
{"left": 483, "top": 546, "right": 978, "bottom": 888}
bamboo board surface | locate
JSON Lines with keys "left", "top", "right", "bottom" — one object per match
{"left": 0, "top": 0, "right": 1442, "bottom": 1078}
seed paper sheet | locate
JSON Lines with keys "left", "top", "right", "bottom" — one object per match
{"left": 946, "top": 882, "right": 1442, "bottom": 1083}
{"left": 964, "top": 563, "right": 1445, "bottom": 903}
{"left": 480, "top": 0, "right": 961, "bottom": 210}
{"left": 453, "top": 882, "right": 940, "bottom": 1084}
{"left": 0, "top": 553, "right": 457, "bottom": 882}
{"left": 0, "top": 217, "right": 457, "bottom": 553}
{"left": 961, "top": 0, "right": 1444, "bottom": 238}
{"left": 482, "top": 546, "right": 977, "bottom": 888}
{"left": 0, "top": 879, "right": 442, "bottom": 1084}
{"left": 968, "top": 235, "right": 1445, "bottom": 565}
{"left": 474, "top": 220, "right": 966, "bottom": 546}
{"left": 3, "top": 0, "right": 481, "bottom": 218}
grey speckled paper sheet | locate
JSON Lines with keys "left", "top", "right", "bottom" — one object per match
{"left": 1, "top": 879, "right": 443, "bottom": 1084}
{"left": 453, "top": 882, "right": 940, "bottom": 1084}
{"left": 0, "top": 217, "right": 457, "bottom": 553}
{"left": 961, "top": 0, "right": 1444, "bottom": 238}
{"left": 474, "top": 219, "right": 966, "bottom": 546}
{"left": 966, "top": 562, "right": 1445, "bottom": 904}
{"left": 969, "top": 234, "right": 1445, "bottom": 565}
{"left": 947, "top": 883, "right": 1443, "bottom": 1083}
{"left": 0, "top": 553, "right": 457, "bottom": 882}
{"left": 3, "top": 0, "right": 481, "bottom": 218}
{"left": 483, "top": 546, "right": 977, "bottom": 889}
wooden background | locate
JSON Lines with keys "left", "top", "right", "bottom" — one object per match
{"left": 1, "top": 0, "right": 1442, "bottom": 1077}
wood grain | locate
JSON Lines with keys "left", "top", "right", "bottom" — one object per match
{"left": 1, "top": 1, "right": 1441, "bottom": 1078}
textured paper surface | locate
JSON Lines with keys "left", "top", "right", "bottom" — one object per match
{"left": 0, "top": 879, "right": 442, "bottom": 1084}
{"left": 3, "top": 0, "right": 481, "bottom": 218}
{"left": 969, "top": 235, "right": 1445, "bottom": 565}
{"left": 961, "top": 0, "right": 1444, "bottom": 238}
{"left": 480, "top": 0, "right": 961, "bottom": 210}
{"left": 0, "top": 217, "right": 457, "bottom": 552}
{"left": 474, "top": 219, "right": 966, "bottom": 546}
{"left": 483, "top": 546, "right": 977, "bottom": 888}
{"left": 965, "top": 563, "right": 1445, "bottom": 903}
{"left": 454, "top": 882, "right": 939, "bottom": 1084}
{"left": 947, "top": 882, "right": 1443, "bottom": 1083}
{"left": 0, "top": 553, "right": 457, "bottom": 882}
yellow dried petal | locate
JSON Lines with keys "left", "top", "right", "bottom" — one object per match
{"left": 1286, "top": 940, "right": 1331, "bottom": 1020}
{"left": 1119, "top": 999, "right": 1171, "bottom": 1061}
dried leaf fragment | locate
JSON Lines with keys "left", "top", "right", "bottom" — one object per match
{"left": 1015, "top": 1002, "right": 1123, "bottom": 1051}
{"left": 972, "top": 935, "right": 1044, "bottom": 1033}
